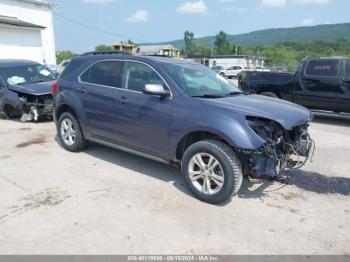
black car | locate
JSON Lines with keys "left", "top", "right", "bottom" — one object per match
{"left": 53, "top": 52, "right": 314, "bottom": 204}
{"left": 0, "top": 60, "right": 56, "bottom": 121}
{"left": 238, "top": 57, "right": 350, "bottom": 114}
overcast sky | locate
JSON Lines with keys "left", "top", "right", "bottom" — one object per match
{"left": 53, "top": 0, "right": 350, "bottom": 53}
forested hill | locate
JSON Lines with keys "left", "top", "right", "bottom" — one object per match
{"left": 156, "top": 23, "right": 350, "bottom": 48}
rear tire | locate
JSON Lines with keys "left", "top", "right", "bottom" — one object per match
{"left": 260, "top": 92, "right": 278, "bottom": 98}
{"left": 220, "top": 73, "right": 226, "bottom": 78}
{"left": 181, "top": 140, "right": 243, "bottom": 204}
{"left": 58, "top": 112, "right": 86, "bottom": 152}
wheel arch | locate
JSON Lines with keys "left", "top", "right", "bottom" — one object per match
{"left": 55, "top": 104, "right": 77, "bottom": 120}
{"left": 173, "top": 124, "right": 260, "bottom": 161}
{"left": 54, "top": 90, "right": 88, "bottom": 131}
{"left": 170, "top": 117, "right": 265, "bottom": 162}
{"left": 257, "top": 87, "right": 281, "bottom": 98}
{"left": 175, "top": 130, "right": 232, "bottom": 161}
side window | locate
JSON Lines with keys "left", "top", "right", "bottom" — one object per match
{"left": 80, "top": 61, "right": 123, "bottom": 88}
{"left": 123, "top": 62, "right": 164, "bottom": 92}
{"left": 345, "top": 61, "right": 350, "bottom": 77}
{"left": 305, "top": 60, "right": 339, "bottom": 77}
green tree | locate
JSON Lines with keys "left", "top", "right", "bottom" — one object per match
{"left": 184, "top": 31, "right": 197, "bottom": 56}
{"left": 196, "top": 41, "right": 212, "bottom": 56}
{"left": 214, "top": 31, "right": 231, "bottom": 55}
{"left": 241, "top": 38, "right": 350, "bottom": 71}
{"left": 95, "top": 45, "right": 113, "bottom": 52}
{"left": 56, "top": 50, "right": 76, "bottom": 64}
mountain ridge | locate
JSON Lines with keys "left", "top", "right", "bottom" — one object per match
{"left": 145, "top": 23, "right": 350, "bottom": 48}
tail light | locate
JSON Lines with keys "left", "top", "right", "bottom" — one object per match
{"left": 51, "top": 81, "right": 58, "bottom": 96}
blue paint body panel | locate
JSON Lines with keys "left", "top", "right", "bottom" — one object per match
{"left": 54, "top": 54, "right": 312, "bottom": 162}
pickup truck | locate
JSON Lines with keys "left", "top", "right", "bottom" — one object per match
{"left": 238, "top": 57, "right": 350, "bottom": 114}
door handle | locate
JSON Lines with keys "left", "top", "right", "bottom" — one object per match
{"left": 76, "top": 87, "right": 89, "bottom": 94}
{"left": 119, "top": 96, "right": 128, "bottom": 105}
{"left": 302, "top": 77, "right": 316, "bottom": 82}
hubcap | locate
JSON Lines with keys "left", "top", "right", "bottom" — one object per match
{"left": 60, "top": 118, "right": 76, "bottom": 146}
{"left": 188, "top": 153, "right": 225, "bottom": 195}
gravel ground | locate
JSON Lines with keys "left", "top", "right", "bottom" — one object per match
{"left": 0, "top": 114, "right": 349, "bottom": 255}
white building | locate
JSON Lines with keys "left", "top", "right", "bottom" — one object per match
{"left": 137, "top": 44, "right": 181, "bottom": 58}
{"left": 188, "top": 55, "right": 265, "bottom": 69}
{"left": 0, "top": 0, "right": 56, "bottom": 65}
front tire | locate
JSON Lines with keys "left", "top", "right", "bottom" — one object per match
{"left": 58, "top": 112, "right": 86, "bottom": 152}
{"left": 181, "top": 140, "right": 243, "bottom": 204}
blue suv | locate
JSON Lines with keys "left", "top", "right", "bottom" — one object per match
{"left": 53, "top": 52, "right": 314, "bottom": 204}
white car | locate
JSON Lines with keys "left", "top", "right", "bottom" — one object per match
{"left": 219, "top": 66, "right": 245, "bottom": 78}
{"left": 254, "top": 66, "right": 270, "bottom": 72}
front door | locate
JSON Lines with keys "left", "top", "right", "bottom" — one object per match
{"left": 294, "top": 59, "right": 341, "bottom": 111}
{"left": 113, "top": 61, "right": 173, "bottom": 159}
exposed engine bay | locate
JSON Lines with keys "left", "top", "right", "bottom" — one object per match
{"left": 240, "top": 116, "right": 315, "bottom": 179}
{"left": 0, "top": 90, "right": 53, "bottom": 122}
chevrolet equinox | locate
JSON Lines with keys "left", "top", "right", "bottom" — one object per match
{"left": 53, "top": 52, "right": 314, "bottom": 204}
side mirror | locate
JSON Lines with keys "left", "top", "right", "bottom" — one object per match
{"left": 143, "top": 84, "right": 169, "bottom": 97}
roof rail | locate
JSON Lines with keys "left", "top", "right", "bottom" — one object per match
{"left": 80, "top": 50, "right": 132, "bottom": 56}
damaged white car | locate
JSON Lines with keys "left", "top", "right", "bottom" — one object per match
{"left": 0, "top": 60, "right": 56, "bottom": 122}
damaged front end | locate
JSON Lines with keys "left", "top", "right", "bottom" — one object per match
{"left": 240, "top": 116, "right": 315, "bottom": 180}
{"left": 0, "top": 89, "right": 53, "bottom": 122}
{"left": 19, "top": 93, "right": 53, "bottom": 122}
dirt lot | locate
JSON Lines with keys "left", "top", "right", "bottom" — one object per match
{"left": 0, "top": 115, "right": 349, "bottom": 255}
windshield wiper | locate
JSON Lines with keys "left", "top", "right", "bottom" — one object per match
{"left": 21, "top": 79, "right": 48, "bottom": 84}
{"left": 224, "top": 91, "right": 243, "bottom": 96}
{"left": 191, "top": 94, "right": 225, "bottom": 98}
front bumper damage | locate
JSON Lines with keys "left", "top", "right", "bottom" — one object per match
{"left": 0, "top": 89, "right": 53, "bottom": 122}
{"left": 19, "top": 94, "right": 53, "bottom": 122}
{"left": 239, "top": 117, "right": 315, "bottom": 179}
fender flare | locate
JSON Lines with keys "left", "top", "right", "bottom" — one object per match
{"left": 0, "top": 88, "right": 23, "bottom": 115}
{"left": 54, "top": 90, "right": 88, "bottom": 133}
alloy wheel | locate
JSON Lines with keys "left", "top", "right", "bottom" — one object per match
{"left": 188, "top": 153, "right": 225, "bottom": 195}
{"left": 60, "top": 118, "right": 77, "bottom": 146}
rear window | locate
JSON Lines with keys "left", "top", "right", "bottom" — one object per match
{"left": 259, "top": 72, "right": 293, "bottom": 83}
{"left": 305, "top": 59, "right": 339, "bottom": 77}
{"left": 60, "top": 58, "right": 86, "bottom": 80}
{"left": 80, "top": 60, "right": 123, "bottom": 88}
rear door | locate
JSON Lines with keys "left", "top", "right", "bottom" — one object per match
{"left": 76, "top": 60, "right": 124, "bottom": 140}
{"left": 294, "top": 59, "right": 341, "bottom": 111}
{"left": 337, "top": 59, "right": 350, "bottom": 113}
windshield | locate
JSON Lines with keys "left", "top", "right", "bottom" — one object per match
{"left": 163, "top": 62, "right": 242, "bottom": 97}
{"left": 0, "top": 64, "right": 56, "bottom": 85}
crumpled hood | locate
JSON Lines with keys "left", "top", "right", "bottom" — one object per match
{"left": 201, "top": 94, "right": 312, "bottom": 129}
{"left": 8, "top": 81, "right": 54, "bottom": 96}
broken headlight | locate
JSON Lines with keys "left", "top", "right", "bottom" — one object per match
{"left": 246, "top": 116, "right": 283, "bottom": 142}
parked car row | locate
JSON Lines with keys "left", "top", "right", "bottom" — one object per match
{"left": 238, "top": 57, "right": 350, "bottom": 114}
